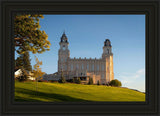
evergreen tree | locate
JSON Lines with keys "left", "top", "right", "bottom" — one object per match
{"left": 59, "top": 70, "right": 66, "bottom": 83}
{"left": 97, "top": 80, "right": 100, "bottom": 85}
{"left": 88, "top": 77, "right": 93, "bottom": 85}
{"left": 15, "top": 55, "right": 23, "bottom": 70}
{"left": 61, "top": 76, "right": 66, "bottom": 83}
{"left": 22, "top": 52, "right": 32, "bottom": 71}
{"left": 15, "top": 51, "right": 32, "bottom": 71}
{"left": 77, "top": 77, "right": 81, "bottom": 84}
{"left": 73, "top": 78, "right": 76, "bottom": 83}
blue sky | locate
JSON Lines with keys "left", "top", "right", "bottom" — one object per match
{"left": 16, "top": 15, "right": 145, "bottom": 92}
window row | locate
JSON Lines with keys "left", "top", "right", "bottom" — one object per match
{"left": 70, "top": 64, "right": 105, "bottom": 71}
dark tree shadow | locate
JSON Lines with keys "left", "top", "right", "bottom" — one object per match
{"left": 15, "top": 87, "right": 90, "bottom": 102}
{"left": 15, "top": 96, "right": 42, "bottom": 102}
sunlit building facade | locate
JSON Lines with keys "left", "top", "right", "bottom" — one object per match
{"left": 57, "top": 32, "right": 114, "bottom": 84}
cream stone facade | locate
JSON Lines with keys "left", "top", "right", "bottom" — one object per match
{"left": 56, "top": 32, "right": 114, "bottom": 84}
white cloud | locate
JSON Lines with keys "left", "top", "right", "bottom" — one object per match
{"left": 117, "top": 68, "right": 145, "bottom": 92}
{"left": 135, "top": 68, "right": 145, "bottom": 78}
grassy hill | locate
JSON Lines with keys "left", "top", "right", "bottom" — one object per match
{"left": 15, "top": 81, "right": 145, "bottom": 102}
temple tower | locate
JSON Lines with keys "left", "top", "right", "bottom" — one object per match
{"left": 58, "top": 32, "right": 70, "bottom": 72}
{"left": 102, "top": 39, "right": 114, "bottom": 84}
{"left": 102, "top": 39, "right": 113, "bottom": 58}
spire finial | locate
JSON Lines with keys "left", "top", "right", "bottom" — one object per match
{"left": 63, "top": 30, "right": 65, "bottom": 34}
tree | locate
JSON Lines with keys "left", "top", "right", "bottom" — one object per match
{"left": 33, "top": 56, "right": 45, "bottom": 93}
{"left": 14, "top": 14, "right": 51, "bottom": 54}
{"left": 15, "top": 55, "right": 23, "bottom": 70}
{"left": 60, "top": 76, "right": 66, "bottom": 83}
{"left": 77, "top": 77, "right": 81, "bottom": 84}
{"left": 15, "top": 51, "right": 32, "bottom": 71}
{"left": 72, "top": 78, "right": 76, "bottom": 83}
{"left": 88, "top": 77, "right": 93, "bottom": 85}
{"left": 22, "top": 52, "right": 32, "bottom": 71}
{"left": 97, "top": 80, "right": 100, "bottom": 85}
{"left": 59, "top": 70, "right": 66, "bottom": 83}
{"left": 109, "top": 79, "right": 122, "bottom": 87}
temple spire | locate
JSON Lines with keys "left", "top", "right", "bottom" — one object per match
{"left": 60, "top": 31, "right": 69, "bottom": 43}
{"left": 63, "top": 30, "right": 65, "bottom": 35}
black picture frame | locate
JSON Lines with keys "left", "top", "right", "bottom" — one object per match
{"left": 0, "top": 0, "right": 159, "bottom": 115}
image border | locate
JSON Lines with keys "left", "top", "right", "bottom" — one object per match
{"left": 0, "top": 0, "right": 159, "bottom": 115}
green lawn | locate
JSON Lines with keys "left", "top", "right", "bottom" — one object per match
{"left": 15, "top": 81, "right": 145, "bottom": 102}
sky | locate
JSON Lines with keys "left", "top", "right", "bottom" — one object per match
{"left": 16, "top": 15, "right": 145, "bottom": 92}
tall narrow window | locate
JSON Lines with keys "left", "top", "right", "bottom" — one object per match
{"left": 97, "top": 65, "right": 99, "bottom": 71}
{"left": 102, "top": 64, "right": 104, "bottom": 71}
{"left": 87, "top": 63, "right": 89, "bottom": 70}
{"left": 102, "top": 74, "right": 104, "bottom": 79}
{"left": 65, "top": 65, "right": 67, "bottom": 70}
{"left": 71, "top": 64, "right": 73, "bottom": 71}
{"left": 92, "top": 64, "right": 94, "bottom": 71}
{"left": 76, "top": 64, "right": 79, "bottom": 69}
{"left": 82, "top": 64, "right": 84, "bottom": 70}
{"left": 107, "top": 49, "right": 109, "bottom": 54}
{"left": 61, "top": 65, "right": 63, "bottom": 71}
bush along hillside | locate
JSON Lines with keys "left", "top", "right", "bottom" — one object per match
{"left": 109, "top": 79, "right": 122, "bottom": 87}
{"left": 15, "top": 81, "right": 145, "bottom": 102}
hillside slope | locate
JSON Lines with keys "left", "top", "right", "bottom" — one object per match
{"left": 15, "top": 81, "right": 145, "bottom": 102}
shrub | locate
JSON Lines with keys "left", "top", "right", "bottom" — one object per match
{"left": 88, "top": 78, "right": 93, "bottom": 85}
{"left": 49, "top": 80, "right": 56, "bottom": 83}
{"left": 41, "top": 80, "right": 48, "bottom": 82}
{"left": 66, "top": 79, "right": 73, "bottom": 82}
{"left": 109, "top": 79, "right": 122, "bottom": 87}
{"left": 38, "top": 80, "right": 43, "bottom": 82}
{"left": 58, "top": 79, "right": 61, "bottom": 83}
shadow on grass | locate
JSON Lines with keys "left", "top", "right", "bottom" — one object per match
{"left": 15, "top": 96, "right": 42, "bottom": 102}
{"left": 15, "top": 87, "right": 89, "bottom": 102}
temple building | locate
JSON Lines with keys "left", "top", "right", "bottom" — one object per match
{"left": 43, "top": 32, "right": 114, "bottom": 84}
